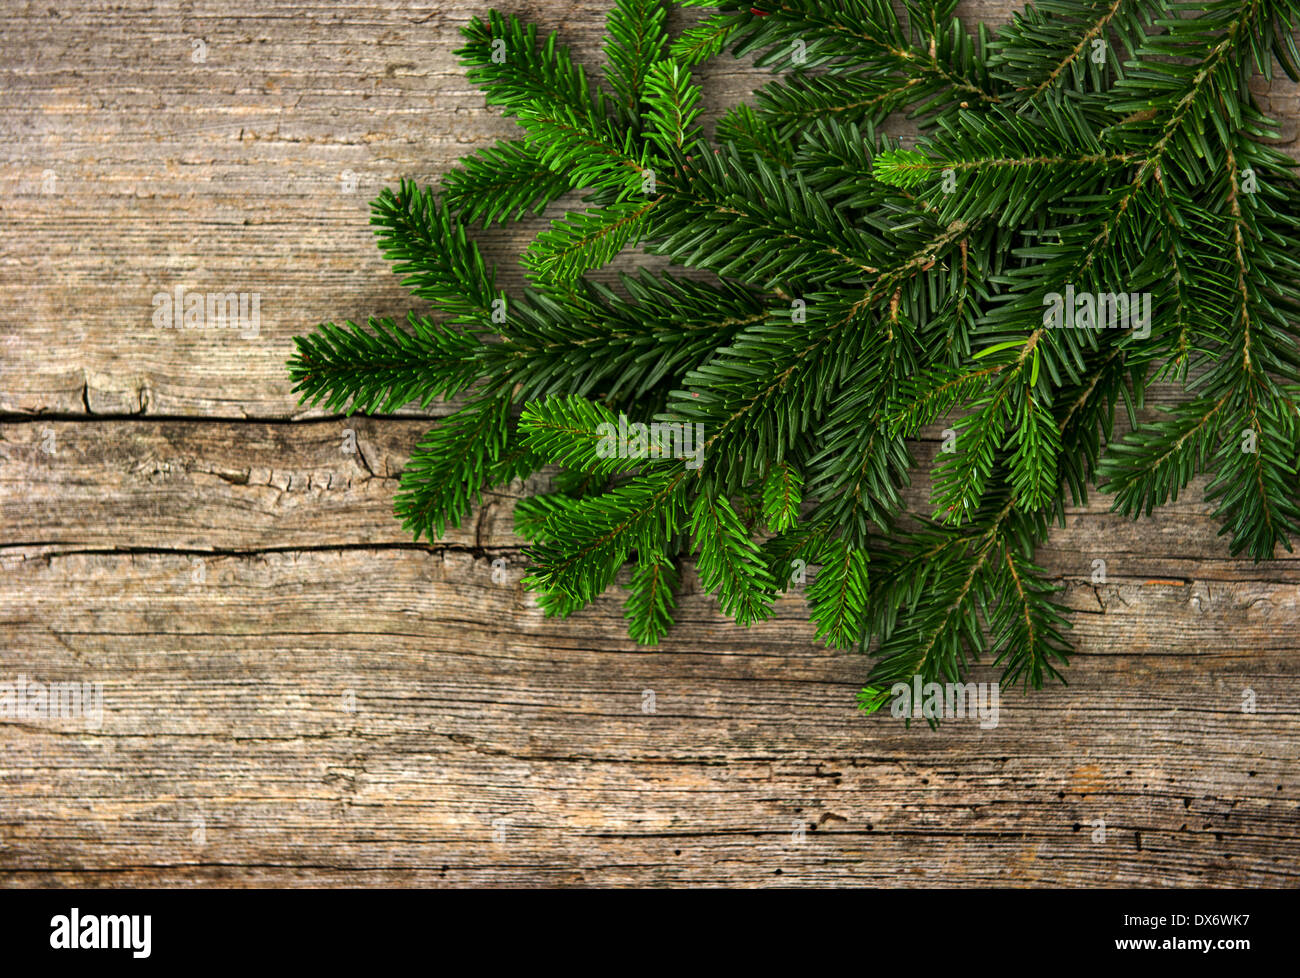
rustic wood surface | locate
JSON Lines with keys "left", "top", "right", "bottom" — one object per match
{"left": 1, "top": 0, "right": 1298, "bottom": 887}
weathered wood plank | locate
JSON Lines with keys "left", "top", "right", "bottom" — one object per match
{"left": 0, "top": 417, "right": 508, "bottom": 551}
{"left": 5, "top": 416, "right": 1300, "bottom": 582}
{"left": 1, "top": 548, "right": 1296, "bottom": 886}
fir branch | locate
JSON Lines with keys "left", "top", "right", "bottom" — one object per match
{"left": 519, "top": 393, "right": 655, "bottom": 475}
{"left": 761, "top": 461, "right": 803, "bottom": 532}
{"left": 525, "top": 470, "right": 688, "bottom": 602}
{"left": 624, "top": 550, "right": 680, "bottom": 644}
{"left": 523, "top": 199, "right": 658, "bottom": 281}
{"left": 371, "top": 178, "right": 499, "bottom": 319}
{"left": 604, "top": 0, "right": 670, "bottom": 118}
{"left": 689, "top": 488, "right": 777, "bottom": 625}
{"left": 288, "top": 313, "right": 482, "bottom": 415}
{"left": 459, "top": 10, "right": 609, "bottom": 123}
{"left": 989, "top": 543, "right": 1071, "bottom": 691}
{"left": 669, "top": 11, "right": 746, "bottom": 65}
{"left": 807, "top": 538, "right": 871, "bottom": 650}
{"left": 292, "top": 0, "right": 1300, "bottom": 719}
{"left": 518, "top": 107, "right": 652, "bottom": 196}
{"left": 643, "top": 59, "right": 704, "bottom": 152}
{"left": 715, "top": 104, "right": 795, "bottom": 168}
{"left": 395, "top": 396, "right": 535, "bottom": 543}
{"left": 440, "top": 139, "right": 572, "bottom": 226}
{"left": 754, "top": 71, "right": 925, "bottom": 140}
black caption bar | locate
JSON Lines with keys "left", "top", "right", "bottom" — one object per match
{"left": 0, "top": 887, "right": 1290, "bottom": 968}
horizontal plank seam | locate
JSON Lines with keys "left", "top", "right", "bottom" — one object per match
{"left": 0, "top": 412, "right": 446, "bottom": 425}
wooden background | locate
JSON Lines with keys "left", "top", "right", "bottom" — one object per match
{"left": 1, "top": 0, "right": 1297, "bottom": 887}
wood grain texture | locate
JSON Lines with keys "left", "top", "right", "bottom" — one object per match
{"left": 1, "top": 0, "right": 1298, "bottom": 887}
